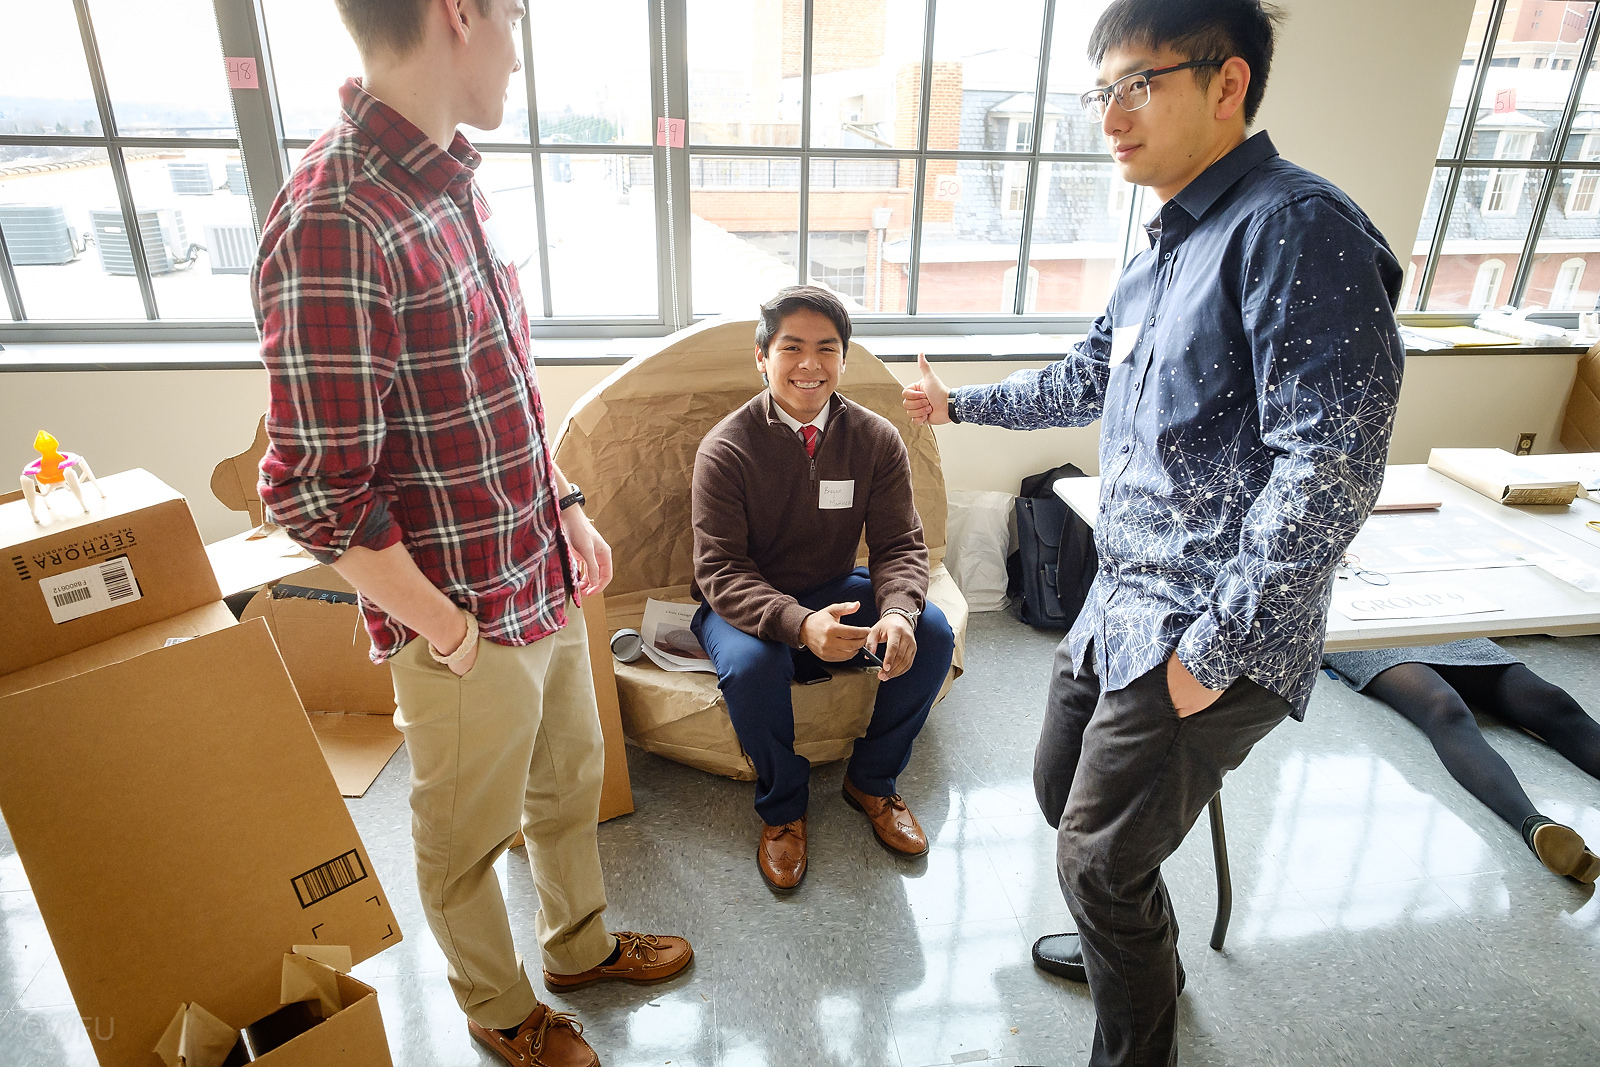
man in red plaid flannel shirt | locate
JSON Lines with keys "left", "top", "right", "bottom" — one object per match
{"left": 252, "top": 2, "right": 690, "bottom": 1063}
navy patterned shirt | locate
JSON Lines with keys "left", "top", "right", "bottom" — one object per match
{"left": 953, "top": 133, "right": 1404, "bottom": 718}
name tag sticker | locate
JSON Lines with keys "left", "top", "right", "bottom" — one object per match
{"left": 819, "top": 480, "right": 855, "bottom": 510}
{"left": 1110, "top": 326, "right": 1140, "bottom": 367}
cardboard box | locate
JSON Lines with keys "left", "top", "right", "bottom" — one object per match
{"left": 156, "top": 951, "right": 388, "bottom": 1067}
{"left": 1, "top": 468, "right": 222, "bottom": 676}
{"left": 241, "top": 584, "right": 403, "bottom": 798}
{"left": 0, "top": 620, "right": 401, "bottom": 1067}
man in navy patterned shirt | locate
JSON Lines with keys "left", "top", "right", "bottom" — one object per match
{"left": 905, "top": 2, "right": 1403, "bottom": 1063}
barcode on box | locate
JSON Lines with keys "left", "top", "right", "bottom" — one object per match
{"left": 292, "top": 849, "right": 369, "bottom": 908}
{"left": 53, "top": 585, "right": 93, "bottom": 608}
{"left": 101, "top": 558, "right": 135, "bottom": 602}
{"left": 39, "top": 556, "right": 143, "bottom": 624}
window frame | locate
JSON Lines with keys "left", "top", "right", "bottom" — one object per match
{"left": 1415, "top": 0, "right": 1600, "bottom": 312}
{"left": 4, "top": 0, "right": 1596, "bottom": 343}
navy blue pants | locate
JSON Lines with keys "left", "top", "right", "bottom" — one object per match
{"left": 692, "top": 568, "right": 954, "bottom": 825}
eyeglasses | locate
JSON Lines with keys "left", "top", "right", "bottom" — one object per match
{"left": 1079, "top": 60, "right": 1227, "bottom": 121}
{"left": 1338, "top": 553, "right": 1390, "bottom": 587}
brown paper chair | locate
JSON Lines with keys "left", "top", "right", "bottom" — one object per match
{"left": 1560, "top": 340, "right": 1600, "bottom": 452}
{"left": 552, "top": 318, "right": 967, "bottom": 781}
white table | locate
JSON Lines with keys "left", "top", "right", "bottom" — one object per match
{"left": 1055, "top": 464, "right": 1600, "bottom": 651}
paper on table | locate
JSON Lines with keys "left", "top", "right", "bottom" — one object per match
{"left": 1522, "top": 553, "right": 1600, "bottom": 594}
{"left": 639, "top": 598, "right": 716, "bottom": 673}
{"left": 1348, "top": 508, "right": 1547, "bottom": 573}
{"left": 1332, "top": 582, "right": 1501, "bottom": 621}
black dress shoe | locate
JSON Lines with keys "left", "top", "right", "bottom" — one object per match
{"left": 1031, "top": 933, "right": 1086, "bottom": 981}
{"left": 1030, "top": 932, "right": 1186, "bottom": 993}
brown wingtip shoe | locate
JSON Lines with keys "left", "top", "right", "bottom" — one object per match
{"left": 758, "top": 817, "right": 807, "bottom": 892}
{"left": 467, "top": 1003, "right": 598, "bottom": 1067}
{"left": 842, "top": 778, "right": 928, "bottom": 856}
{"left": 542, "top": 932, "right": 695, "bottom": 992}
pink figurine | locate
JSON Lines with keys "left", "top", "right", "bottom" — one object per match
{"left": 21, "top": 430, "right": 103, "bottom": 524}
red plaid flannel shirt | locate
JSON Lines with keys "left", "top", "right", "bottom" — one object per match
{"left": 254, "top": 79, "right": 571, "bottom": 661}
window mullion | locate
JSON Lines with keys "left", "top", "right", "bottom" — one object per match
{"left": 520, "top": 15, "right": 555, "bottom": 319}
{"left": 214, "top": 0, "right": 286, "bottom": 234}
{"left": 1013, "top": 0, "right": 1055, "bottom": 315}
{"left": 797, "top": 0, "right": 814, "bottom": 288}
{"left": 906, "top": 0, "right": 938, "bottom": 314}
{"left": 0, "top": 219, "right": 25, "bottom": 321}
{"left": 72, "top": 0, "right": 159, "bottom": 321}
{"left": 657, "top": 0, "right": 691, "bottom": 328}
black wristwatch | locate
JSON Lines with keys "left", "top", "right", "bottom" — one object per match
{"left": 557, "top": 484, "right": 586, "bottom": 511}
{"left": 947, "top": 399, "right": 962, "bottom": 424}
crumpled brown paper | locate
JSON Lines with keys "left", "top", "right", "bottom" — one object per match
{"left": 153, "top": 947, "right": 356, "bottom": 1067}
{"left": 154, "top": 1001, "right": 241, "bottom": 1067}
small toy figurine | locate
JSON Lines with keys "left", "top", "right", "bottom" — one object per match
{"left": 21, "top": 430, "right": 104, "bottom": 524}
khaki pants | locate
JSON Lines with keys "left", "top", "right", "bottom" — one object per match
{"left": 389, "top": 601, "right": 613, "bottom": 1029}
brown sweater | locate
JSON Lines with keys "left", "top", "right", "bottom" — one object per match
{"left": 692, "top": 391, "right": 929, "bottom": 647}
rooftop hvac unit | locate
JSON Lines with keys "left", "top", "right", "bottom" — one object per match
{"left": 89, "top": 208, "right": 192, "bottom": 275}
{"left": 203, "top": 222, "right": 256, "bottom": 274}
{"left": 0, "top": 204, "right": 79, "bottom": 265}
{"left": 225, "top": 161, "right": 248, "bottom": 196}
{"left": 168, "top": 162, "right": 215, "bottom": 195}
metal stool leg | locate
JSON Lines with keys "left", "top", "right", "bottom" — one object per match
{"left": 1208, "top": 791, "right": 1231, "bottom": 951}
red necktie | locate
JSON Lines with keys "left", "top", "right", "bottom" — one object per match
{"left": 800, "top": 425, "right": 819, "bottom": 458}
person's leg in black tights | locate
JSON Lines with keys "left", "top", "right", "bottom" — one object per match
{"left": 1362, "top": 663, "right": 1539, "bottom": 831}
{"left": 1433, "top": 663, "right": 1600, "bottom": 782}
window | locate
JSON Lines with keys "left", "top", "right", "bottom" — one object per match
{"left": 1551, "top": 257, "right": 1587, "bottom": 307}
{"left": 0, "top": 0, "right": 249, "bottom": 325}
{"left": 1414, "top": 0, "right": 1600, "bottom": 311}
{"left": 1481, "top": 130, "right": 1533, "bottom": 214}
{"left": 1471, "top": 259, "right": 1505, "bottom": 308}
{"left": 1569, "top": 133, "right": 1600, "bottom": 215}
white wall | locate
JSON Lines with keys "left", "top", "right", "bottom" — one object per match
{"left": 1, "top": 349, "right": 1580, "bottom": 543}
{"left": 1257, "top": 0, "right": 1479, "bottom": 253}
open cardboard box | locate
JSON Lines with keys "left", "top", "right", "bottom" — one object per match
{"left": 205, "top": 417, "right": 634, "bottom": 818}
{"left": 0, "top": 472, "right": 400, "bottom": 1065}
{"left": 238, "top": 568, "right": 404, "bottom": 799}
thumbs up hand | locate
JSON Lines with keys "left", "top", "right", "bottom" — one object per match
{"left": 901, "top": 352, "right": 952, "bottom": 425}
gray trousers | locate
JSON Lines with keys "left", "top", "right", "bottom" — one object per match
{"left": 1035, "top": 641, "right": 1291, "bottom": 1067}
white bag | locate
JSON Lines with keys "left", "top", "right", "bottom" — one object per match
{"left": 943, "top": 490, "right": 1015, "bottom": 612}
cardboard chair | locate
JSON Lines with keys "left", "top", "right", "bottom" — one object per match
{"left": 1560, "top": 339, "right": 1600, "bottom": 453}
{"left": 551, "top": 318, "right": 969, "bottom": 780}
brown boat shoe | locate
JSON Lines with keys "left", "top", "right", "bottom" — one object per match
{"left": 842, "top": 778, "right": 928, "bottom": 856}
{"left": 467, "top": 1002, "right": 598, "bottom": 1067}
{"left": 542, "top": 931, "right": 694, "bottom": 992}
{"left": 757, "top": 816, "right": 808, "bottom": 892}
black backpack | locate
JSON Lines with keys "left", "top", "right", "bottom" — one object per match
{"left": 1007, "top": 463, "right": 1099, "bottom": 630}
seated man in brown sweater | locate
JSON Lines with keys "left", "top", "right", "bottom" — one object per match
{"left": 690, "top": 285, "right": 956, "bottom": 892}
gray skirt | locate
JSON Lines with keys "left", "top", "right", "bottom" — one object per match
{"left": 1322, "top": 638, "right": 1521, "bottom": 692}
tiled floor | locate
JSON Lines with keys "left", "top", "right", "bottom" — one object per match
{"left": 2, "top": 611, "right": 1598, "bottom": 1065}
